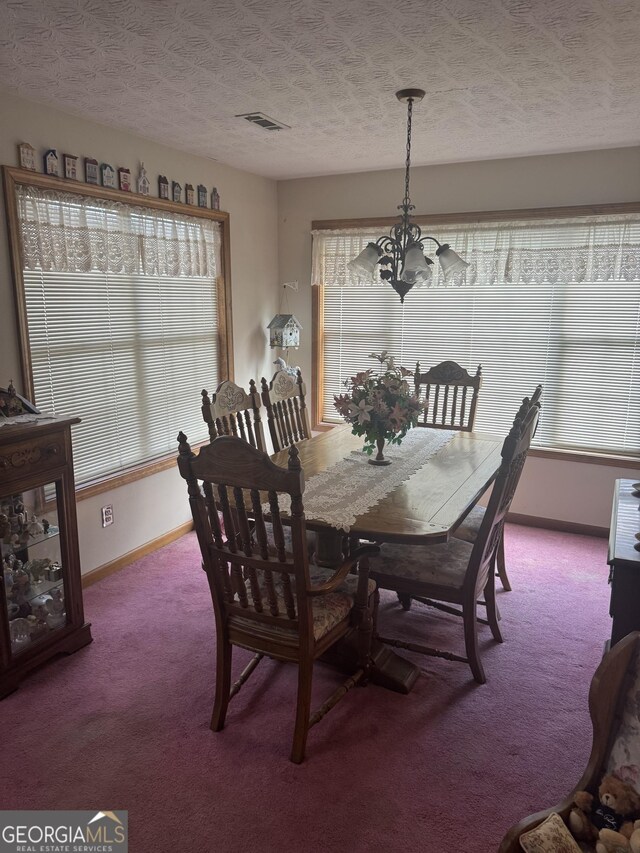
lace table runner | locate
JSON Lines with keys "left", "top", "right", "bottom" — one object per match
{"left": 271, "top": 428, "right": 454, "bottom": 533}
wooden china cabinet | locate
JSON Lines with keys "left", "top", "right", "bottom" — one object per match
{"left": 0, "top": 416, "right": 92, "bottom": 698}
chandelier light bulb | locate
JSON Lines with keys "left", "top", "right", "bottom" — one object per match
{"left": 348, "top": 242, "right": 382, "bottom": 277}
{"left": 436, "top": 244, "right": 470, "bottom": 280}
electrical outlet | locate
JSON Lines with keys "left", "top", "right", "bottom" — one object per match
{"left": 101, "top": 505, "right": 114, "bottom": 528}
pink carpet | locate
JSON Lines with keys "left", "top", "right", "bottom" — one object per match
{"left": 0, "top": 525, "right": 611, "bottom": 852}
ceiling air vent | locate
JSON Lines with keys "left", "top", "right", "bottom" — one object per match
{"left": 236, "top": 112, "right": 290, "bottom": 131}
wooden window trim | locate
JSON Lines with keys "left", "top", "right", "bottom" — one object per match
{"left": 311, "top": 201, "right": 640, "bottom": 466}
{"left": 2, "top": 165, "right": 234, "bottom": 496}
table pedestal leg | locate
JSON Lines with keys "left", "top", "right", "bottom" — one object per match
{"left": 314, "top": 529, "right": 420, "bottom": 694}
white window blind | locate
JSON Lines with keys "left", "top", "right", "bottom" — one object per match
{"left": 314, "top": 216, "right": 640, "bottom": 457}
{"left": 17, "top": 185, "right": 222, "bottom": 486}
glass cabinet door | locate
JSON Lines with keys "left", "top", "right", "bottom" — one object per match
{"left": 1, "top": 485, "right": 67, "bottom": 657}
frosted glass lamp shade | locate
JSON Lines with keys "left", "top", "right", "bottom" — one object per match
{"left": 436, "top": 244, "right": 470, "bottom": 280}
{"left": 401, "top": 242, "right": 432, "bottom": 284}
{"left": 349, "top": 242, "right": 382, "bottom": 277}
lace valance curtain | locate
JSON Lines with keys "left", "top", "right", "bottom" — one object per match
{"left": 16, "top": 184, "right": 221, "bottom": 278}
{"left": 312, "top": 215, "right": 640, "bottom": 288}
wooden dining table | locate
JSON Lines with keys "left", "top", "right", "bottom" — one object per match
{"left": 271, "top": 424, "right": 504, "bottom": 693}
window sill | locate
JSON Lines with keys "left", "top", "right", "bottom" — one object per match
{"left": 528, "top": 447, "right": 640, "bottom": 469}
{"left": 314, "top": 422, "right": 640, "bottom": 469}
{"left": 75, "top": 441, "right": 207, "bottom": 501}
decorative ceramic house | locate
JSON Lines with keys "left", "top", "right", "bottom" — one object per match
{"left": 101, "top": 163, "right": 116, "bottom": 188}
{"left": 18, "top": 142, "right": 37, "bottom": 171}
{"left": 158, "top": 175, "right": 169, "bottom": 199}
{"left": 118, "top": 168, "right": 131, "bottom": 191}
{"left": 211, "top": 187, "right": 220, "bottom": 210}
{"left": 172, "top": 181, "right": 182, "bottom": 203}
{"left": 63, "top": 154, "right": 79, "bottom": 180}
{"left": 197, "top": 184, "right": 207, "bottom": 207}
{"left": 267, "top": 314, "right": 302, "bottom": 349}
{"left": 44, "top": 149, "right": 60, "bottom": 176}
{"left": 84, "top": 157, "right": 99, "bottom": 184}
{"left": 137, "top": 163, "right": 150, "bottom": 196}
{"left": 185, "top": 183, "right": 195, "bottom": 205}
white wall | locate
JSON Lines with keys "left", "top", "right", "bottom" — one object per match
{"left": 277, "top": 147, "right": 640, "bottom": 529}
{"left": 0, "top": 89, "right": 280, "bottom": 573}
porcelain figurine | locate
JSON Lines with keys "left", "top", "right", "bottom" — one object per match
{"left": 10, "top": 617, "right": 31, "bottom": 651}
{"left": 28, "top": 514, "right": 44, "bottom": 537}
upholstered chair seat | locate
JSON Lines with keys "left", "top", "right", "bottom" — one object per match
{"left": 373, "top": 539, "right": 473, "bottom": 589}
{"left": 237, "top": 567, "right": 377, "bottom": 641}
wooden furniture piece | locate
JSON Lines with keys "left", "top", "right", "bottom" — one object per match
{"left": 368, "top": 399, "right": 540, "bottom": 683}
{"left": 201, "top": 379, "right": 266, "bottom": 451}
{"left": 499, "top": 631, "right": 640, "bottom": 852}
{"left": 607, "top": 479, "right": 640, "bottom": 649}
{"left": 0, "top": 417, "right": 92, "bottom": 698}
{"left": 270, "top": 424, "right": 504, "bottom": 692}
{"left": 261, "top": 368, "right": 311, "bottom": 453}
{"left": 452, "top": 384, "right": 543, "bottom": 592}
{"left": 177, "top": 433, "right": 379, "bottom": 763}
{"left": 414, "top": 360, "right": 482, "bottom": 431}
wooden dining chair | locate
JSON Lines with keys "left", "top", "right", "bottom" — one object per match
{"left": 177, "top": 432, "right": 379, "bottom": 763}
{"left": 414, "top": 360, "right": 482, "bottom": 431}
{"left": 369, "top": 397, "right": 540, "bottom": 684}
{"left": 452, "top": 384, "right": 542, "bottom": 592}
{"left": 261, "top": 368, "right": 311, "bottom": 453}
{"left": 201, "top": 379, "right": 266, "bottom": 451}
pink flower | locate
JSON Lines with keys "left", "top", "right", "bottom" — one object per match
{"left": 333, "top": 394, "right": 352, "bottom": 417}
{"left": 352, "top": 370, "right": 373, "bottom": 385}
{"left": 388, "top": 402, "right": 406, "bottom": 429}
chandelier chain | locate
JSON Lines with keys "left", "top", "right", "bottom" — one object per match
{"left": 403, "top": 98, "right": 413, "bottom": 209}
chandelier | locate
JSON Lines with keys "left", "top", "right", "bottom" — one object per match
{"left": 349, "top": 89, "right": 469, "bottom": 303}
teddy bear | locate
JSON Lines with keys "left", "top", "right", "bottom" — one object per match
{"left": 598, "top": 819, "right": 640, "bottom": 853}
{"left": 630, "top": 819, "right": 640, "bottom": 853}
{"left": 569, "top": 775, "right": 640, "bottom": 850}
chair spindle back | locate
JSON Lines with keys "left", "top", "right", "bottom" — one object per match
{"left": 261, "top": 369, "right": 311, "bottom": 453}
{"left": 414, "top": 360, "right": 482, "bottom": 431}
{"left": 465, "top": 388, "right": 542, "bottom": 599}
{"left": 177, "top": 433, "right": 315, "bottom": 638}
{"left": 201, "top": 380, "right": 266, "bottom": 451}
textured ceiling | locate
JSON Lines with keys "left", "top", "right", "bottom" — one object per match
{"left": 1, "top": 0, "right": 639, "bottom": 179}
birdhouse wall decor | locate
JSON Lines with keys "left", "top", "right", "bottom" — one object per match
{"left": 137, "top": 162, "right": 150, "bottom": 196}
{"left": 84, "top": 157, "right": 99, "bottom": 184}
{"left": 267, "top": 314, "right": 302, "bottom": 350}
{"left": 118, "top": 167, "right": 131, "bottom": 191}
{"left": 63, "top": 154, "right": 79, "bottom": 180}
{"left": 101, "top": 163, "right": 116, "bottom": 188}
{"left": 172, "top": 181, "right": 182, "bottom": 203}
{"left": 44, "top": 149, "right": 60, "bottom": 176}
{"left": 211, "top": 187, "right": 220, "bottom": 210}
{"left": 197, "top": 184, "right": 207, "bottom": 207}
{"left": 18, "top": 142, "right": 37, "bottom": 171}
{"left": 158, "top": 175, "right": 169, "bottom": 199}
{"left": 185, "top": 183, "right": 195, "bottom": 205}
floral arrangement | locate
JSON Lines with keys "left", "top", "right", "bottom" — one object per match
{"left": 334, "top": 351, "right": 422, "bottom": 456}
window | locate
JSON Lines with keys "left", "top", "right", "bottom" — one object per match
{"left": 6, "top": 171, "right": 232, "bottom": 489}
{"left": 313, "top": 212, "right": 640, "bottom": 457}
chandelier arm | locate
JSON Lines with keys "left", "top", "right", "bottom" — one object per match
{"left": 417, "top": 235, "right": 443, "bottom": 251}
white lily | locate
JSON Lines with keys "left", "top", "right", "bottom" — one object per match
{"left": 349, "top": 398, "right": 373, "bottom": 424}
